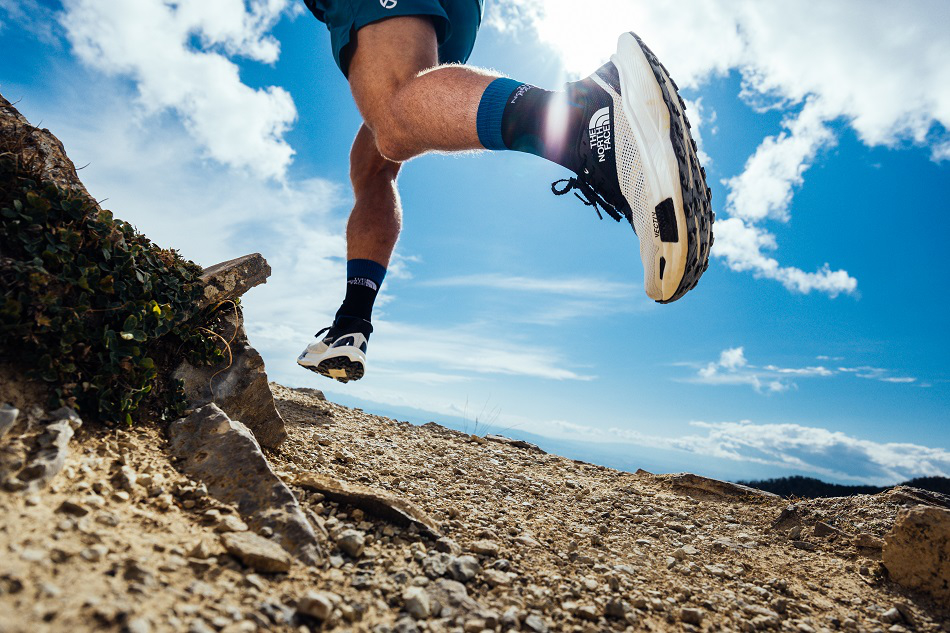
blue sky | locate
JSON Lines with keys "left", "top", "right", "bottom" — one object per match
{"left": 2, "top": 0, "right": 948, "bottom": 484}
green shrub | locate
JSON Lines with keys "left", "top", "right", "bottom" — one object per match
{"left": 0, "top": 149, "right": 223, "bottom": 424}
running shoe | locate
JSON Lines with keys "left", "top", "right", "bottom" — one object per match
{"left": 553, "top": 31, "right": 714, "bottom": 303}
{"left": 296, "top": 316, "right": 372, "bottom": 383}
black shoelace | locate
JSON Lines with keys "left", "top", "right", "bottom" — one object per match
{"left": 551, "top": 174, "right": 627, "bottom": 223}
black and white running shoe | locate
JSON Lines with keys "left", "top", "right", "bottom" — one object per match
{"left": 296, "top": 316, "right": 372, "bottom": 383}
{"left": 554, "top": 32, "right": 714, "bottom": 303}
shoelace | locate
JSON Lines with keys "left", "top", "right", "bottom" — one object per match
{"left": 551, "top": 175, "right": 627, "bottom": 223}
{"left": 314, "top": 326, "right": 333, "bottom": 342}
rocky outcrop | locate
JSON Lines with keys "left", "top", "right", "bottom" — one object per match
{"left": 0, "top": 95, "right": 98, "bottom": 206}
{"left": 174, "top": 303, "right": 286, "bottom": 448}
{"left": 167, "top": 404, "right": 321, "bottom": 565}
{"left": 197, "top": 254, "right": 271, "bottom": 311}
{"left": 661, "top": 472, "right": 780, "bottom": 499}
{"left": 884, "top": 506, "right": 950, "bottom": 602}
{"left": 484, "top": 434, "right": 545, "bottom": 454}
{"left": 1, "top": 406, "right": 82, "bottom": 492}
{"left": 295, "top": 471, "right": 442, "bottom": 538}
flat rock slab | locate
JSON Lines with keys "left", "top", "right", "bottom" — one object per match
{"left": 484, "top": 434, "right": 545, "bottom": 454}
{"left": 295, "top": 472, "right": 442, "bottom": 539}
{"left": 198, "top": 254, "right": 271, "bottom": 311}
{"left": 661, "top": 473, "right": 780, "bottom": 500}
{"left": 168, "top": 404, "right": 321, "bottom": 565}
{"left": 174, "top": 305, "right": 286, "bottom": 448}
{"left": 221, "top": 531, "right": 292, "bottom": 573}
{"left": 2, "top": 407, "right": 82, "bottom": 492}
{"left": 884, "top": 506, "right": 950, "bottom": 602}
{"left": 884, "top": 485, "right": 950, "bottom": 510}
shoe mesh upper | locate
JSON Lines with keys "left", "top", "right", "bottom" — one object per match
{"left": 607, "top": 87, "right": 658, "bottom": 296}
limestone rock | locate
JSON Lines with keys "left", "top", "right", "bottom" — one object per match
{"left": 423, "top": 579, "right": 482, "bottom": 619}
{"left": 167, "top": 405, "right": 321, "bottom": 565}
{"left": 174, "top": 304, "right": 286, "bottom": 448}
{"left": 663, "top": 472, "right": 780, "bottom": 499}
{"left": 484, "top": 434, "right": 545, "bottom": 454}
{"left": 197, "top": 254, "right": 271, "bottom": 311}
{"left": 11, "top": 408, "right": 82, "bottom": 492}
{"left": 883, "top": 506, "right": 950, "bottom": 602}
{"left": 220, "top": 532, "right": 292, "bottom": 573}
{"left": 297, "top": 591, "right": 335, "bottom": 620}
{"left": 294, "top": 472, "right": 441, "bottom": 538}
{"left": 0, "top": 404, "right": 17, "bottom": 440}
{"left": 0, "top": 96, "right": 98, "bottom": 204}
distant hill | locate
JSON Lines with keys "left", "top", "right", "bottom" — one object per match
{"left": 736, "top": 475, "right": 950, "bottom": 498}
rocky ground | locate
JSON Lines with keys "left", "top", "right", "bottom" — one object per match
{"left": 1, "top": 385, "right": 948, "bottom": 633}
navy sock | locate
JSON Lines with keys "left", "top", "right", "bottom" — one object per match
{"left": 337, "top": 259, "right": 386, "bottom": 325}
{"left": 476, "top": 77, "right": 587, "bottom": 172}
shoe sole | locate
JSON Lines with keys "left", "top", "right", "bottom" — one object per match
{"left": 298, "top": 350, "right": 366, "bottom": 383}
{"left": 612, "top": 32, "right": 714, "bottom": 303}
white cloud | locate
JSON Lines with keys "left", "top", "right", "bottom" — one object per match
{"left": 487, "top": 0, "right": 950, "bottom": 296}
{"left": 61, "top": 0, "right": 298, "bottom": 180}
{"left": 421, "top": 273, "right": 636, "bottom": 298}
{"left": 682, "top": 347, "right": 916, "bottom": 393}
{"left": 673, "top": 420, "right": 950, "bottom": 485}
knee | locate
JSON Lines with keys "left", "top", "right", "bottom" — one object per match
{"left": 350, "top": 136, "right": 402, "bottom": 194}
{"left": 371, "top": 124, "right": 415, "bottom": 163}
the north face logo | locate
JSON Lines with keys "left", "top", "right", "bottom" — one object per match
{"left": 380, "top": 0, "right": 397, "bottom": 8}
{"left": 588, "top": 106, "right": 611, "bottom": 163}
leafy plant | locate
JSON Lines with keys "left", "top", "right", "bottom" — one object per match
{"left": 0, "top": 143, "right": 223, "bottom": 424}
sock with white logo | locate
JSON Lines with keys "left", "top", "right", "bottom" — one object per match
{"left": 475, "top": 75, "right": 610, "bottom": 174}
{"left": 337, "top": 259, "right": 386, "bottom": 327}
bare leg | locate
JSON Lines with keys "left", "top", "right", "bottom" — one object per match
{"left": 348, "top": 16, "right": 500, "bottom": 163}
{"left": 347, "top": 123, "right": 402, "bottom": 266}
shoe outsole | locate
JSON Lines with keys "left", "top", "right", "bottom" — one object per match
{"left": 300, "top": 356, "right": 365, "bottom": 383}
{"left": 629, "top": 32, "right": 714, "bottom": 304}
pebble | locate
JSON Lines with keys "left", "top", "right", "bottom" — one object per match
{"left": 402, "top": 586, "right": 431, "bottom": 619}
{"left": 482, "top": 568, "right": 514, "bottom": 587}
{"left": 297, "top": 591, "right": 335, "bottom": 620}
{"left": 127, "top": 617, "right": 152, "bottom": 633}
{"left": 471, "top": 540, "right": 499, "bottom": 556}
{"left": 220, "top": 532, "right": 292, "bottom": 573}
{"left": 449, "top": 555, "right": 480, "bottom": 582}
{"left": 58, "top": 500, "right": 89, "bottom": 516}
{"left": 855, "top": 533, "right": 885, "bottom": 549}
{"left": 680, "top": 607, "right": 704, "bottom": 625}
{"left": 523, "top": 614, "right": 548, "bottom": 633}
{"left": 336, "top": 529, "right": 366, "bottom": 557}
{"left": 215, "top": 515, "right": 249, "bottom": 533}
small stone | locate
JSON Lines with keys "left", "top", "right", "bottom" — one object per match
{"left": 436, "top": 537, "right": 461, "bottom": 555}
{"left": 336, "top": 529, "right": 366, "bottom": 558}
{"left": 855, "top": 533, "right": 884, "bottom": 549}
{"left": 422, "top": 553, "right": 453, "bottom": 578}
{"left": 403, "top": 586, "right": 431, "bottom": 620}
{"left": 220, "top": 532, "right": 292, "bottom": 573}
{"left": 393, "top": 617, "right": 420, "bottom": 633}
{"left": 680, "top": 608, "right": 704, "bottom": 625}
{"left": 605, "top": 599, "right": 629, "bottom": 619}
{"left": 881, "top": 608, "right": 902, "bottom": 624}
{"left": 448, "top": 555, "right": 480, "bottom": 582}
{"left": 704, "top": 564, "right": 729, "bottom": 578}
{"left": 80, "top": 545, "right": 109, "bottom": 562}
{"left": 463, "top": 619, "right": 486, "bottom": 633}
{"left": 574, "top": 605, "right": 599, "bottom": 622}
{"left": 523, "top": 614, "right": 548, "bottom": 633}
{"left": 58, "top": 500, "right": 89, "bottom": 516}
{"left": 215, "top": 515, "right": 249, "bottom": 533}
{"left": 792, "top": 540, "right": 818, "bottom": 551}
{"left": 471, "top": 540, "right": 499, "bottom": 557}
{"left": 127, "top": 617, "right": 152, "bottom": 633}
{"left": 297, "top": 591, "right": 335, "bottom": 620}
{"left": 482, "top": 569, "right": 513, "bottom": 587}
{"left": 19, "top": 548, "right": 45, "bottom": 562}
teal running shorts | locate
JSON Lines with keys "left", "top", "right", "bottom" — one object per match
{"left": 304, "top": 0, "right": 484, "bottom": 77}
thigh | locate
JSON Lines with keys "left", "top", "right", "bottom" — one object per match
{"left": 347, "top": 16, "right": 439, "bottom": 127}
{"left": 303, "top": 0, "right": 450, "bottom": 77}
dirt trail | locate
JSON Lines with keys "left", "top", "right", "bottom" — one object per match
{"left": 1, "top": 385, "right": 947, "bottom": 633}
